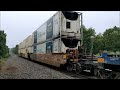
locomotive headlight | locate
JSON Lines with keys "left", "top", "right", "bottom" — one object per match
{"left": 98, "top": 58, "right": 104, "bottom": 63}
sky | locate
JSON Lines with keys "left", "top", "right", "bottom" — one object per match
{"left": 0, "top": 11, "right": 120, "bottom": 48}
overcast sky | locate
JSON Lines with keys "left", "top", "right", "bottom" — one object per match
{"left": 0, "top": 11, "right": 120, "bottom": 48}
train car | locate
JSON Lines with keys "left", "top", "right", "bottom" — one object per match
{"left": 18, "top": 35, "right": 33, "bottom": 59}
{"left": 18, "top": 11, "right": 120, "bottom": 79}
{"left": 93, "top": 52, "right": 120, "bottom": 79}
{"left": 18, "top": 11, "right": 83, "bottom": 73}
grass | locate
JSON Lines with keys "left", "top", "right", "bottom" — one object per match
{"left": 0, "top": 58, "right": 8, "bottom": 70}
{"left": 95, "top": 53, "right": 101, "bottom": 57}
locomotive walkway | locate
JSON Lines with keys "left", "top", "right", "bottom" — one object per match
{"left": 0, "top": 54, "right": 80, "bottom": 79}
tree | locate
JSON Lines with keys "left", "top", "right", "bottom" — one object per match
{"left": 11, "top": 45, "right": 18, "bottom": 54}
{"left": 81, "top": 26, "right": 120, "bottom": 55}
{"left": 93, "top": 33, "right": 104, "bottom": 54}
{"left": 83, "top": 25, "right": 96, "bottom": 54}
{"left": 0, "top": 30, "right": 9, "bottom": 58}
{"left": 103, "top": 26, "right": 120, "bottom": 52}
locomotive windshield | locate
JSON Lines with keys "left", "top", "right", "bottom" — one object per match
{"left": 62, "top": 38, "right": 79, "bottom": 48}
{"left": 62, "top": 11, "right": 79, "bottom": 20}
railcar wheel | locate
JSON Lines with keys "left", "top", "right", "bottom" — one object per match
{"left": 109, "top": 72, "right": 117, "bottom": 79}
{"left": 66, "top": 63, "right": 73, "bottom": 72}
{"left": 115, "top": 74, "right": 120, "bottom": 79}
{"left": 94, "top": 68, "right": 98, "bottom": 76}
{"left": 28, "top": 53, "right": 31, "bottom": 60}
{"left": 75, "top": 63, "right": 82, "bottom": 74}
{"left": 90, "top": 66, "right": 95, "bottom": 75}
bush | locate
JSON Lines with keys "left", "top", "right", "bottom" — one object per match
{"left": 3, "top": 53, "right": 10, "bottom": 58}
{"left": 0, "top": 58, "right": 6, "bottom": 70}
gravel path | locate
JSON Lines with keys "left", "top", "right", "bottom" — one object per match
{"left": 0, "top": 55, "right": 77, "bottom": 79}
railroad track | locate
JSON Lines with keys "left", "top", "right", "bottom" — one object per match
{"left": 22, "top": 57, "right": 97, "bottom": 79}
{"left": 58, "top": 69, "right": 97, "bottom": 79}
{"left": 60, "top": 71, "right": 91, "bottom": 79}
{"left": 25, "top": 58, "right": 120, "bottom": 79}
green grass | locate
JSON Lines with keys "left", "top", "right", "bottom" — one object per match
{"left": 0, "top": 57, "right": 8, "bottom": 70}
{"left": 95, "top": 53, "right": 100, "bottom": 56}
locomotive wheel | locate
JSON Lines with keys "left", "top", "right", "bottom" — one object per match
{"left": 66, "top": 63, "right": 73, "bottom": 72}
{"left": 75, "top": 63, "right": 82, "bottom": 74}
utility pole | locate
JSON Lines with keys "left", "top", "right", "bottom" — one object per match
{"left": 90, "top": 36, "right": 94, "bottom": 60}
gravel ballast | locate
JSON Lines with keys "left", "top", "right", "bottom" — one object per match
{"left": 0, "top": 55, "right": 76, "bottom": 79}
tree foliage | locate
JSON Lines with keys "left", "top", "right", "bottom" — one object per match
{"left": 103, "top": 26, "right": 120, "bottom": 52}
{"left": 0, "top": 31, "right": 9, "bottom": 58}
{"left": 83, "top": 26, "right": 120, "bottom": 55}
{"left": 11, "top": 45, "right": 18, "bottom": 54}
{"left": 83, "top": 25, "right": 96, "bottom": 54}
{"left": 93, "top": 33, "right": 104, "bottom": 54}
